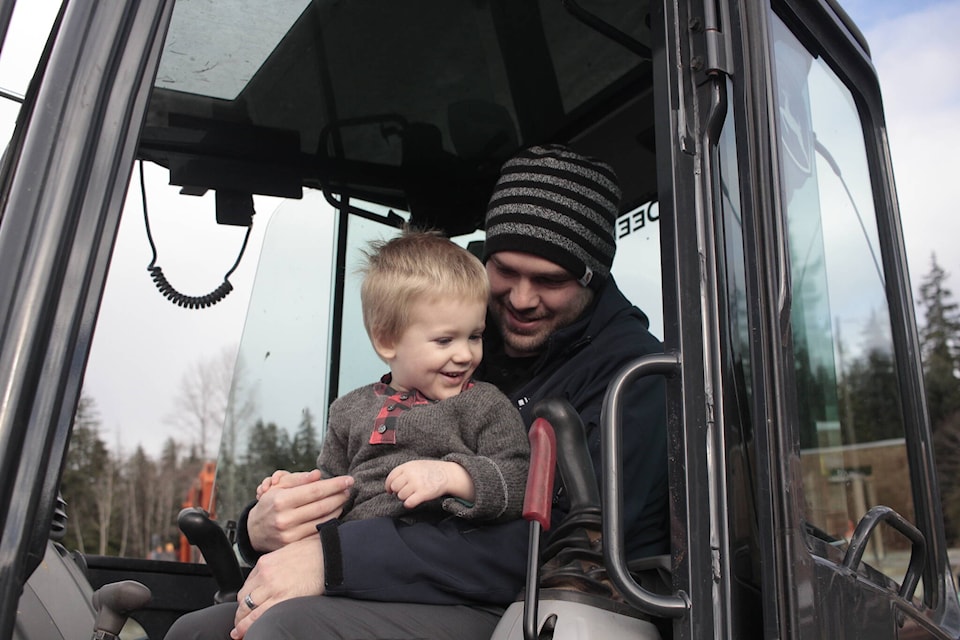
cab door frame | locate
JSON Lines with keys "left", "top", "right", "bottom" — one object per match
{"left": 0, "top": 1, "right": 174, "bottom": 635}
{"left": 650, "top": 0, "right": 735, "bottom": 637}
{"left": 727, "top": 0, "right": 960, "bottom": 637}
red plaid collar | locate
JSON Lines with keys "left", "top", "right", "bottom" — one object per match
{"left": 368, "top": 374, "right": 473, "bottom": 444}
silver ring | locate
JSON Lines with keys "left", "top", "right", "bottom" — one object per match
{"left": 244, "top": 594, "right": 257, "bottom": 610}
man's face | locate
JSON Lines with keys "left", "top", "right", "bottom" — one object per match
{"left": 486, "top": 251, "right": 594, "bottom": 357}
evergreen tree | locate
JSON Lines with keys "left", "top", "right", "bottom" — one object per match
{"left": 840, "top": 347, "right": 903, "bottom": 443}
{"left": 933, "top": 412, "right": 960, "bottom": 544}
{"left": 60, "top": 393, "right": 111, "bottom": 554}
{"left": 123, "top": 446, "right": 157, "bottom": 558}
{"left": 240, "top": 420, "right": 294, "bottom": 501}
{"left": 917, "top": 255, "right": 960, "bottom": 545}
{"left": 157, "top": 438, "right": 190, "bottom": 546}
{"left": 917, "top": 254, "right": 960, "bottom": 429}
{"left": 290, "top": 408, "right": 320, "bottom": 471}
{"left": 835, "top": 309, "right": 904, "bottom": 444}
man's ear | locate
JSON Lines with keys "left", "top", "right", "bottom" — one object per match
{"left": 371, "top": 333, "right": 396, "bottom": 362}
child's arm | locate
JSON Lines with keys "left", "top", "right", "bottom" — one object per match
{"left": 384, "top": 459, "right": 475, "bottom": 508}
{"left": 439, "top": 390, "right": 529, "bottom": 521}
{"left": 316, "top": 397, "right": 352, "bottom": 480}
{"left": 387, "top": 385, "right": 529, "bottom": 521}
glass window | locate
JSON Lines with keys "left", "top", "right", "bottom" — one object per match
{"left": 71, "top": 161, "right": 281, "bottom": 559}
{"left": 155, "top": 1, "right": 312, "bottom": 100}
{"left": 612, "top": 200, "right": 663, "bottom": 339}
{"left": 215, "top": 189, "right": 337, "bottom": 520}
{"left": 335, "top": 212, "right": 407, "bottom": 395}
{"left": 717, "top": 78, "right": 765, "bottom": 617}
{"left": 216, "top": 197, "right": 476, "bottom": 521}
{"left": 772, "top": 17, "right": 912, "bottom": 584}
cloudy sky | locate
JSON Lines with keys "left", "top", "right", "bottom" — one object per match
{"left": 1, "top": 1, "right": 958, "bottom": 455}
{"left": 844, "top": 0, "right": 960, "bottom": 289}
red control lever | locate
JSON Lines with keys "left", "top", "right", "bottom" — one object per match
{"left": 523, "top": 416, "right": 557, "bottom": 530}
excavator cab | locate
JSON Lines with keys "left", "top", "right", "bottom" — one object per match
{"left": 2, "top": 1, "right": 959, "bottom": 639}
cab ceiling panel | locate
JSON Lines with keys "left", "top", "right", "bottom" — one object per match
{"left": 138, "top": 0, "right": 656, "bottom": 234}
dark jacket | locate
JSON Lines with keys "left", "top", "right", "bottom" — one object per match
{"left": 479, "top": 278, "right": 669, "bottom": 560}
{"left": 237, "top": 278, "right": 667, "bottom": 605}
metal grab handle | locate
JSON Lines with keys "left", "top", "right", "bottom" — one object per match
{"left": 601, "top": 352, "right": 690, "bottom": 617}
{"left": 842, "top": 505, "right": 926, "bottom": 601}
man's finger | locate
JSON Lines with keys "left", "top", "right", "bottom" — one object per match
{"left": 247, "top": 476, "right": 354, "bottom": 549}
{"left": 288, "top": 491, "right": 349, "bottom": 529}
{"left": 275, "top": 475, "right": 353, "bottom": 510}
{"left": 262, "top": 480, "right": 351, "bottom": 545}
{"left": 231, "top": 597, "right": 270, "bottom": 639}
{"left": 234, "top": 568, "right": 260, "bottom": 627}
{"left": 272, "top": 469, "right": 321, "bottom": 489}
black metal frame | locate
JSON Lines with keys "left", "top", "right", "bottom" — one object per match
{"left": 0, "top": 0, "right": 175, "bottom": 635}
{"left": 722, "top": 0, "right": 960, "bottom": 637}
{"left": 778, "top": 0, "right": 958, "bottom": 633}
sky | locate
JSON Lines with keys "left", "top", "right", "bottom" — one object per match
{"left": 842, "top": 0, "right": 960, "bottom": 286}
{"left": 1, "top": 0, "right": 958, "bottom": 456}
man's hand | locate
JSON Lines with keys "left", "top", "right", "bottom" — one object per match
{"left": 247, "top": 470, "right": 354, "bottom": 552}
{"left": 231, "top": 536, "right": 325, "bottom": 639}
{"left": 385, "top": 460, "right": 475, "bottom": 509}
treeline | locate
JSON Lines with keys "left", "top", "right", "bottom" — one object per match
{"left": 59, "top": 396, "right": 321, "bottom": 559}
{"left": 213, "top": 410, "right": 321, "bottom": 526}
{"left": 795, "top": 254, "right": 960, "bottom": 544}
{"left": 921, "top": 257, "right": 960, "bottom": 543}
{"left": 59, "top": 394, "right": 202, "bottom": 558}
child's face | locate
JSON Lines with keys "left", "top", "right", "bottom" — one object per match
{"left": 377, "top": 295, "right": 486, "bottom": 401}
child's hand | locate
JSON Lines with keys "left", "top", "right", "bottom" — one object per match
{"left": 384, "top": 460, "right": 475, "bottom": 509}
{"left": 256, "top": 470, "right": 292, "bottom": 500}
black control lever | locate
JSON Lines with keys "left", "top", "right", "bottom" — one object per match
{"left": 533, "top": 398, "right": 602, "bottom": 519}
{"left": 178, "top": 507, "right": 244, "bottom": 603}
{"left": 532, "top": 397, "right": 609, "bottom": 597}
{"left": 91, "top": 580, "right": 151, "bottom": 640}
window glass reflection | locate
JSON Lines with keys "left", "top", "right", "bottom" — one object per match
{"left": 772, "top": 17, "right": 912, "bottom": 584}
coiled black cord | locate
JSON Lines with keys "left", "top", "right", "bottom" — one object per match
{"left": 139, "top": 161, "right": 252, "bottom": 309}
{"left": 147, "top": 266, "right": 235, "bottom": 309}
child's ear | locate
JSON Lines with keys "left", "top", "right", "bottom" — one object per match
{"left": 372, "top": 334, "right": 397, "bottom": 362}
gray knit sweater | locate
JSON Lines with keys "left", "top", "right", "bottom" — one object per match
{"left": 318, "top": 380, "right": 529, "bottom": 523}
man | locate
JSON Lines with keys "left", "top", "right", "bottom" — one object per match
{"left": 164, "top": 144, "right": 668, "bottom": 640}
{"left": 478, "top": 144, "right": 669, "bottom": 561}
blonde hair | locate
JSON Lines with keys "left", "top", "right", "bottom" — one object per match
{"left": 359, "top": 229, "right": 489, "bottom": 346}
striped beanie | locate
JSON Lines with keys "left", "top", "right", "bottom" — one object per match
{"left": 483, "top": 144, "right": 621, "bottom": 290}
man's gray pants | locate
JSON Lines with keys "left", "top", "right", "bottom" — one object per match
{"left": 163, "top": 597, "right": 504, "bottom": 639}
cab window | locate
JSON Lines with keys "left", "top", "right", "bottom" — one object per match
{"left": 771, "top": 15, "right": 913, "bottom": 585}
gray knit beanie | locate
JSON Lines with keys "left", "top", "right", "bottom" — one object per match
{"left": 482, "top": 144, "right": 621, "bottom": 290}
